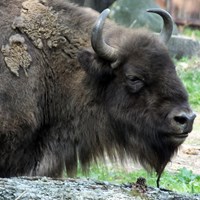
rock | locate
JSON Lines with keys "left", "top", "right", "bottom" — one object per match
{"left": 0, "top": 177, "right": 200, "bottom": 200}
{"left": 167, "top": 35, "right": 200, "bottom": 58}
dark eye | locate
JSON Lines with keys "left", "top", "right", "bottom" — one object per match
{"left": 126, "top": 76, "right": 144, "bottom": 93}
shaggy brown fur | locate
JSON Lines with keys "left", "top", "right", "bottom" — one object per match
{"left": 0, "top": 0, "right": 194, "bottom": 179}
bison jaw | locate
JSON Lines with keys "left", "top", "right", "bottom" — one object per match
{"left": 118, "top": 111, "right": 195, "bottom": 176}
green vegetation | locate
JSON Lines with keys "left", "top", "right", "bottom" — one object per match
{"left": 178, "top": 25, "right": 200, "bottom": 113}
{"left": 77, "top": 164, "right": 200, "bottom": 193}
{"left": 175, "top": 56, "right": 200, "bottom": 111}
{"left": 181, "top": 27, "right": 200, "bottom": 41}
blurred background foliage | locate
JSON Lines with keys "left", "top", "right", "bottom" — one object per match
{"left": 109, "top": 0, "right": 166, "bottom": 32}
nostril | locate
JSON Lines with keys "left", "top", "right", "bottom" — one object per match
{"left": 174, "top": 116, "right": 188, "bottom": 125}
{"left": 170, "top": 111, "right": 196, "bottom": 133}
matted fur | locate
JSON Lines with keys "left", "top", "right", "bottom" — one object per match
{"left": 0, "top": 0, "right": 194, "bottom": 178}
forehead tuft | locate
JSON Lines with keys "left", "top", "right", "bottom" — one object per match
{"left": 118, "top": 29, "right": 168, "bottom": 57}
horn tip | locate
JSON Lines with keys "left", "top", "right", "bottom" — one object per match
{"left": 102, "top": 8, "right": 111, "bottom": 15}
{"left": 146, "top": 8, "right": 172, "bottom": 17}
{"left": 146, "top": 8, "right": 173, "bottom": 44}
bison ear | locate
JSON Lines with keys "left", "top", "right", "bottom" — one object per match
{"left": 78, "top": 48, "right": 113, "bottom": 80}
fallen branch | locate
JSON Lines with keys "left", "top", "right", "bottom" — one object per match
{"left": 0, "top": 177, "right": 199, "bottom": 200}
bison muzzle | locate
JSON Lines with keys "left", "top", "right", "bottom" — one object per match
{"left": 0, "top": 0, "right": 196, "bottom": 187}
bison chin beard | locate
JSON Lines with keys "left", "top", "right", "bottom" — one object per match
{"left": 118, "top": 124, "right": 183, "bottom": 188}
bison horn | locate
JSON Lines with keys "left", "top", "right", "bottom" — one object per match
{"left": 91, "top": 9, "right": 118, "bottom": 62}
{"left": 147, "top": 8, "right": 173, "bottom": 43}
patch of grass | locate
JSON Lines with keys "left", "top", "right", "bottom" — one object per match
{"left": 77, "top": 164, "right": 200, "bottom": 193}
{"left": 181, "top": 27, "right": 200, "bottom": 41}
{"left": 175, "top": 56, "right": 200, "bottom": 111}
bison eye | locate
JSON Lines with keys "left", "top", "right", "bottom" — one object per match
{"left": 126, "top": 76, "right": 144, "bottom": 93}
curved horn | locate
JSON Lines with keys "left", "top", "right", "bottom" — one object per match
{"left": 147, "top": 8, "right": 173, "bottom": 43}
{"left": 91, "top": 9, "right": 118, "bottom": 61}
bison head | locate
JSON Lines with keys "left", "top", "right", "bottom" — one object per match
{"left": 78, "top": 8, "right": 196, "bottom": 186}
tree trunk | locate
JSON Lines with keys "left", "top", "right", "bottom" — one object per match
{"left": 0, "top": 177, "right": 199, "bottom": 200}
{"left": 84, "top": 0, "right": 116, "bottom": 12}
{"left": 67, "top": 0, "right": 116, "bottom": 12}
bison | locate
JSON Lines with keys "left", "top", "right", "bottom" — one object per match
{"left": 0, "top": 0, "right": 196, "bottom": 186}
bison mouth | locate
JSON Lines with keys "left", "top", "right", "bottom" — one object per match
{"left": 174, "top": 133, "right": 188, "bottom": 138}
{"left": 162, "top": 130, "right": 189, "bottom": 138}
{"left": 170, "top": 133, "right": 189, "bottom": 144}
{"left": 166, "top": 132, "right": 189, "bottom": 143}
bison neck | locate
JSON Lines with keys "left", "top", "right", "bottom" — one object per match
{"left": 57, "top": 74, "right": 113, "bottom": 173}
